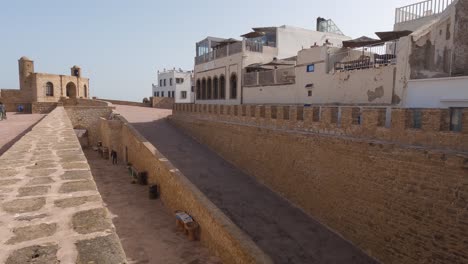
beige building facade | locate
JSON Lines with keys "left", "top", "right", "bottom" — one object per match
{"left": 0, "top": 56, "right": 90, "bottom": 112}
{"left": 243, "top": 0, "right": 468, "bottom": 108}
{"left": 193, "top": 25, "right": 351, "bottom": 105}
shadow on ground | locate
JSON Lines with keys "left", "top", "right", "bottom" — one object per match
{"left": 124, "top": 114, "right": 377, "bottom": 264}
{"left": 84, "top": 149, "right": 221, "bottom": 264}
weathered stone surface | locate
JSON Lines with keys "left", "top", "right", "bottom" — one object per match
{"left": 0, "top": 187, "right": 14, "bottom": 193}
{"left": 62, "top": 162, "right": 89, "bottom": 170}
{"left": 60, "top": 155, "right": 87, "bottom": 163}
{"left": 6, "top": 244, "right": 59, "bottom": 264}
{"left": 2, "top": 198, "right": 46, "bottom": 213}
{"left": 17, "top": 186, "right": 50, "bottom": 197}
{"left": 27, "top": 177, "right": 54, "bottom": 186}
{"left": 0, "top": 107, "right": 125, "bottom": 264}
{"left": 25, "top": 161, "right": 57, "bottom": 170}
{"left": 7, "top": 223, "right": 57, "bottom": 244}
{"left": 60, "top": 170, "right": 92, "bottom": 181}
{"left": 25, "top": 169, "right": 57, "bottom": 177}
{"left": 15, "top": 213, "right": 49, "bottom": 221}
{"left": 0, "top": 179, "right": 20, "bottom": 186}
{"left": 54, "top": 195, "right": 100, "bottom": 208}
{"left": 76, "top": 234, "right": 126, "bottom": 264}
{"left": 72, "top": 208, "right": 112, "bottom": 234}
{"left": 59, "top": 181, "right": 96, "bottom": 193}
{"left": 0, "top": 169, "right": 17, "bottom": 178}
{"left": 57, "top": 150, "right": 82, "bottom": 157}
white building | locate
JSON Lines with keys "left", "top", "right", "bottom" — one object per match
{"left": 193, "top": 23, "right": 351, "bottom": 105}
{"left": 152, "top": 69, "right": 194, "bottom": 103}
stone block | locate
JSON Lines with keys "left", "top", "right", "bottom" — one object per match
{"left": 6, "top": 244, "right": 59, "bottom": 264}
{"left": 75, "top": 234, "right": 126, "bottom": 264}
{"left": 55, "top": 195, "right": 100, "bottom": 209}
{"left": 59, "top": 181, "right": 96, "bottom": 193}
{"left": 7, "top": 223, "right": 57, "bottom": 245}
{"left": 17, "top": 186, "right": 50, "bottom": 197}
{"left": 2, "top": 198, "right": 46, "bottom": 213}
{"left": 72, "top": 208, "right": 112, "bottom": 234}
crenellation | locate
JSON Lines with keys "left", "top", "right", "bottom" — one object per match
{"left": 174, "top": 104, "right": 468, "bottom": 151}
{"left": 390, "top": 108, "right": 410, "bottom": 131}
{"left": 463, "top": 109, "right": 468, "bottom": 134}
{"left": 340, "top": 107, "right": 354, "bottom": 129}
{"left": 421, "top": 109, "right": 444, "bottom": 132}
{"left": 361, "top": 108, "right": 380, "bottom": 132}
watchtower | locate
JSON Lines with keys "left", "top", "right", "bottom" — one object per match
{"left": 18, "top": 56, "right": 34, "bottom": 91}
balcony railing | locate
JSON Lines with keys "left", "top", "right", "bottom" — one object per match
{"left": 195, "top": 40, "right": 266, "bottom": 65}
{"left": 329, "top": 41, "right": 398, "bottom": 72}
{"left": 395, "top": 0, "right": 455, "bottom": 24}
{"left": 244, "top": 67, "right": 296, "bottom": 87}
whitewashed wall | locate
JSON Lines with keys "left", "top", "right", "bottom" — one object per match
{"left": 403, "top": 76, "right": 468, "bottom": 108}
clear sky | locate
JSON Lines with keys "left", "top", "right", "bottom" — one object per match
{"left": 0, "top": 0, "right": 417, "bottom": 102}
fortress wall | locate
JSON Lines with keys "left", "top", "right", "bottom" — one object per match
{"left": 98, "top": 115, "right": 273, "bottom": 264}
{"left": 171, "top": 104, "right": 468, "bottom": 264}
{"left": 64, "top": 101, "right": 114, "bottom": 147}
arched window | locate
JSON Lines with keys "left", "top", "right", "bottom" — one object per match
{"left": 213, "top": 76, "right": 219, "bottom": 100}
{"left": 84, "top": 85, "right": 88, "bottom": 98}
{"left": 230, "top": 73, "right": 238, "bottom": 99}
{"left": 207, "top": 77, "right": 212, "bottom": 100}
{"left": 196, "top": 79, "right": 201, "bottom": 100}
{"left": 201, "top": 78, "right": 207, "bottom": 100}
{"left": 220, "top": 75, "right": 226, "bottom": 99}
{"left": 45, "top": 82, "right": 54, "bottom": 96}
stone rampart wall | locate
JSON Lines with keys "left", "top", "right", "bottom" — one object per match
{"left": 99, "top": 98, "right": 151, "bottom": 108}
{"left": 152, "top": 97, "right": 174, "bottom": 109}
{"left": 0, "top": 89, "right": 31, "bottom": 112}
{"left": 0, "top": 107, "right": 126, "bottom": 263}
{"left": 171, "top": 104, "right": 468, "bottom": 264}
{"left": 99, "top": 115, "right": 273, "bottom": 264}
{"left": 32, "top": 102, "right": 58, "bottom": 114}
{"left": 65, "top": 106, "right": 114, "bottom": 147}
{"left": 173, "top": 104, "right": 468, "bottom": 151}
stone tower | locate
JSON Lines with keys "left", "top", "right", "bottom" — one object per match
{"left": 18, "top": 56, "right": 34, "bottom": 91}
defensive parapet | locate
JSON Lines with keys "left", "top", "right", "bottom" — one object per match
{"left": 173, "top": 104, "right": 468, "bottom": 152}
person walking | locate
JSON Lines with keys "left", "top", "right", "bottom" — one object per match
{"left": 0, "top": 102, "right": 5, "bottom": 121}
{"left": 111, "top": 150, "right": 118, "bottom": 165}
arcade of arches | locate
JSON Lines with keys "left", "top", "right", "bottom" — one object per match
{"left": 196, "top": 73, "right": 237, "bottom": 100}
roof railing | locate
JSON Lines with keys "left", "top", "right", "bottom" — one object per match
{"left": 395, "top": 0, "right": 454, "bottom": 24}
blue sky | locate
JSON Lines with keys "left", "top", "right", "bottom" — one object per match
{"left": 0, "top": 0, "right": 417, "bottom": 101}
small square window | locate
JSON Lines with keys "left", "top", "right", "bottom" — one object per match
{"left": 307, "top": 91, "right": 312, "bottom": 97}
{"left": 307, "top": 64, "right": 315, "bottom": 72}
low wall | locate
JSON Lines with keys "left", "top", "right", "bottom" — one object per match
{"left": 99, "top": 115, "right": 272, "bottom": 264}
{"left": 99, "top": 98, "right": 151, "bottom": 107}
{"left": 171, "top": 104, "right": 468, "bottom": 264}
{"left": 64, "top": 100, "right": 114, "bottom": 147}
{"left": 32, "top": 102, "right": 58, "bottom": 114}
{"left": 0, "top": 89, "right": 31, "bottom": 112}
{"left": 152, "top": 97, "right": 174, "bottom": 109}
{"left": 173, "top": 104, "right": 468, "bottom": 152}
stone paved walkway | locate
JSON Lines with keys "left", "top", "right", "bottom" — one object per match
{"left": 84, "top": 149, "right": 221, "bottom": 264}
{"left": 0, "top": 113, "right": 45, "bottom": 156}
{"left": 116, "top": 105, "right": 377, "bottom": 264}
{"left": 0, "top": 107, "right": 126, "bottom": 264}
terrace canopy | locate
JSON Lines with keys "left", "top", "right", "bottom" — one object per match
{"left": 375, "top": 30, "right": 413, "bottom": 41}
{"left": 342, "top": 36, "right": 383, "bottom": 48}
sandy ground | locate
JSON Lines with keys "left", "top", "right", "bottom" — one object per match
{"left": 84, "top": 149, "right": 221, "bottom": 264}
{"left": 115, "top": 105, "right": 377, "bottom": 264}
{"left": 0, "top": 112, "right": 45, "bottom": 156}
